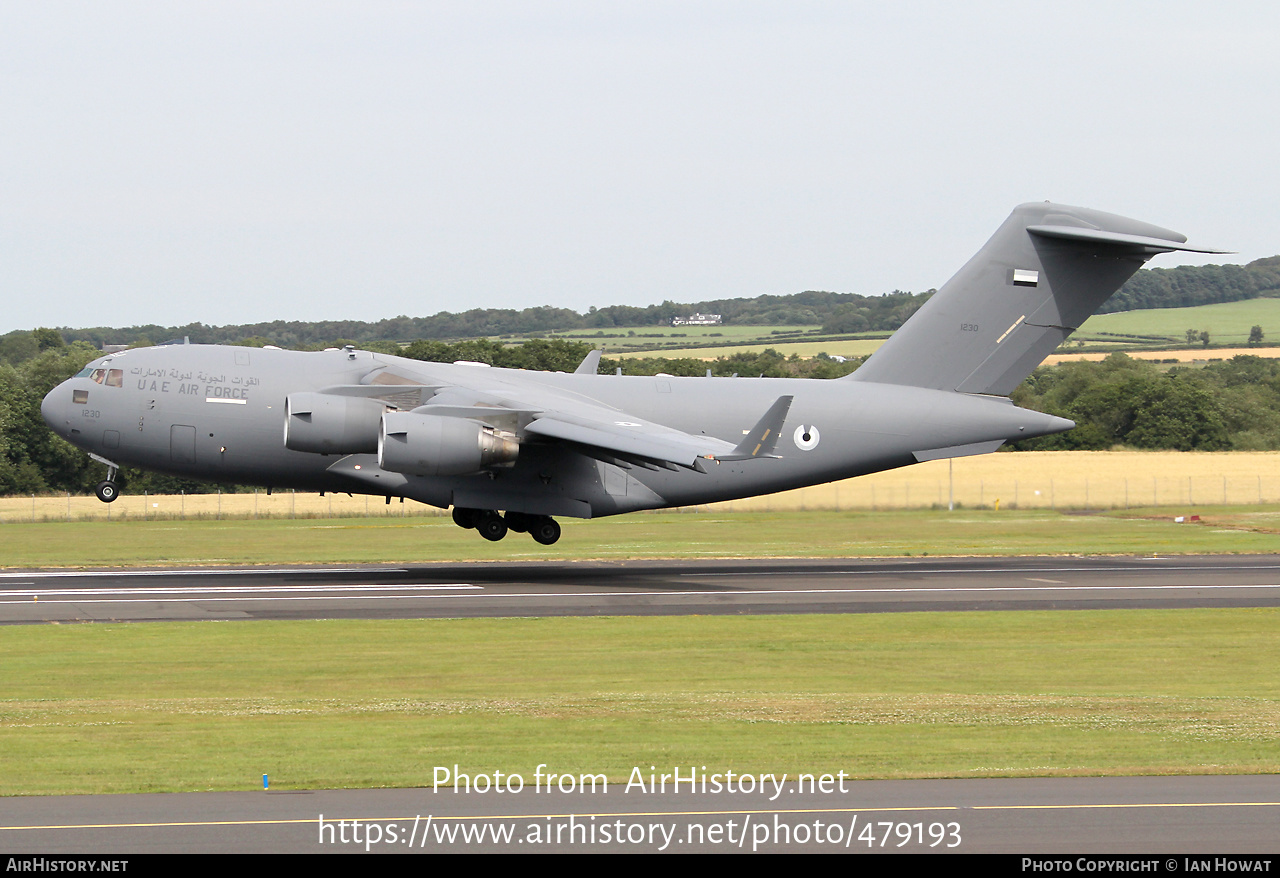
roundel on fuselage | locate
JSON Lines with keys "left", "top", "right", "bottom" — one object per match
{"left": 793, "top": 424, "right": 820, "bottom": 451}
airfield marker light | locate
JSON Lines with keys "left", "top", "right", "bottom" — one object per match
{"left": 264, "top": 775, "right": 269, "bottom": 790}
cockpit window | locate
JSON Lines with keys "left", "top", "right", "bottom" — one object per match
{"left": 75, "top": 367, "right": 94, "bottom": 378}
{"left": 87, "top": 368, "right": 123, "bottom": 386}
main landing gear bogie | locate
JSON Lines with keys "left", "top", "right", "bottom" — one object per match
{"left": 450, "top": 506, "right": 561, "bottom": 545}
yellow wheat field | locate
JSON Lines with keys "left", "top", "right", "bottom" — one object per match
{"left": 2, "top": 451, "right": 1277, "bottom": 523}
{"left": 711, "top": 450, "right": 1280, "bottom": 513}
{"left": 1043, "top": 346, "right": 1280, "bottom": 365}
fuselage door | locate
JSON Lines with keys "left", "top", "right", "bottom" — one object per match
{"left": 171, "top": 425, "right": 196, "bottom": 465}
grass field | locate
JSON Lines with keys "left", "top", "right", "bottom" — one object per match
{"left": 1077, "top": 298, "right": 1280, "bottom": 345}
{"left": 0, "top": 505, "right": 1278, "bottom": 568}
{"left": 1045, "top": 346, "right": 1280, "bottom": 365}
{"left": 615, "top": 338, "right": 884, "bottom": 360}
{"left": 618, "top": 338, "right": 1280, "bottom": 362}
{"left": 571, "top": 299, "right": 1280, "bottom": 360}
{"left": 544, "top": 324, "right": 815, "bottom": 343}
{"left": 3, "top": 609, "right": 1278, "bottom": 795}
{"left": 4, "top": 455, "right": 1279, "bottom": 798}
{"left": 529, "top": 324, "right": 840, "bottom": 355}
{"left": 6, "top": 451, "right": 1277, "bottom": 528}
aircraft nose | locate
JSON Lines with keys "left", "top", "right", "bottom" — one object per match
{"left": 41, "top": 383, "right": 69, "bottom": 432}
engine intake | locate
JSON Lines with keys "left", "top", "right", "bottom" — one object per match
{"left": 284, "top": 392, "right": 386, "bottom": 454}
{"left": 379, "top": 411, "right": 519, "bottom": 476}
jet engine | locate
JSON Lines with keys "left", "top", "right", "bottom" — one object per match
{"left": 378, "top": 411, "right": 520, "bottom": 476}
{"left": 284, "top": 392, "right": 386, "bottom": 454}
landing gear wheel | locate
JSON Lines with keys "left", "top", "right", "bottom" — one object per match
{"left": 530, "top": 517, "right": 561, "bottom": 546}
{"left": 95, "top": 480, "right": 120, "bottom": 503}
{"left": 451, "top": 507, "right": 478, "bottom": 529}
{"left": 504, "top": 512, "right": 531, "bottom": 533}
{"left": 476, "top": 511, "right": 508, "bottom": 542}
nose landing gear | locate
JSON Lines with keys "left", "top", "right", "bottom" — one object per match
{"left": 89, "top": 453, "right": 121, "bottom": 503}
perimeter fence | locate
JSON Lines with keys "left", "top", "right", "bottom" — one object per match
{"left": 2, "top": 451, "right": 1278, "bottom": 523}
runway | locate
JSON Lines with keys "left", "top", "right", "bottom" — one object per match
{"left": 5, "top": 555, "right": 1278, "bottom": 855}
{"left": 3, "top": 775, "right": 1278, "bottom": 853}
{"left": 1, "top": 554, "right": 1279, "bottom": 623}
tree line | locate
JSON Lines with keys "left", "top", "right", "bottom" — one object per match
{"left": 3, "top": 329, "right": 1277, "bottom": 497}
{"left": 10, "top": 256, "right": 1277, "bottom": 353}
{"left": 1011, "top": 354, "right": 1280, "bottom": 452}
{"left": 1100, "top": 256, "right": 1280, "bottom": 313}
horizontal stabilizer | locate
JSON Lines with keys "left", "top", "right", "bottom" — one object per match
{"left": 1026, "top": 225, "right": 1231, "bottom": 255}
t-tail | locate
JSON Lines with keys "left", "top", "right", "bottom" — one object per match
{"left": 849, "top": 202, "right": 1227, "bottom": 395}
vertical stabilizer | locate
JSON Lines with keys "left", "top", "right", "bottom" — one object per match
{"left": 849, "top": 202, "right": 1224, "bottom": 395}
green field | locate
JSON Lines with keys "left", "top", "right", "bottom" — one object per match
{"left": 529, "top": 324, "right": 842, "bottom": 355}
{"left": 616, "top": 338, "right": 884, "bottom": 360}
{"left": 1077, "top": 298, "right": 1280, "bottom": 345}
{"left": 2, "top": 507, "right": 1280, "bottom": 567}
{"left": 5, "top": 510, "right": 1279, "bottom": 796}
{"left": 536, "top": 299, "right": 1280, "bottom": 360}
{"left": 546, "top": 324, "right": 814, "bottom": 343}
{"left": 4, "top": 609, "right": 1278, "bottom": 795}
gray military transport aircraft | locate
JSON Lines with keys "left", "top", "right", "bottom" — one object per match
{"left": 42, "top": 202, "right": 1223, "bottom": 545}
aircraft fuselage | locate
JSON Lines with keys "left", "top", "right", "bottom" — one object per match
{"left": 42, "top": 202, "right": 1219, "bottom": 540}
{"left": 41, "top": 343, "right": 1070, "bottom": 519}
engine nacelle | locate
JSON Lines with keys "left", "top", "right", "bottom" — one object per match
{"left": 378, "top": 411, "right": 520, "bottom": 476}
{"left": 284, "top": 392, "right": 386, "bottom": 454}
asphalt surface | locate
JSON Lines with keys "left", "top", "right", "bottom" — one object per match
{"left": 2, "top": 554, "right": 1280, "bottom": 623}
{"left": 2, "top": 775, "right": 1277, "bottom": 853}
{"left": 3, "top": 554, "right": 1278, "bottom": 855}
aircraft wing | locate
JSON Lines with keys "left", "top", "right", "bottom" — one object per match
{"left": 522, "top": 412, "right": 737, "bottom": 468}
{"left": 416, "top": 377, "right": 790, "bottom": 470}
{"left": 415, "top": 386, "right": 743, "bottom": 468}
{"left": 313, "top": 363, "right": 792, "bottom": 470}
{"left": 524, "top": 394, "right": 791, "bottom": 468}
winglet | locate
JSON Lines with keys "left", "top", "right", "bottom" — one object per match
{"left": 574, "top": 349, "right": 603, "bottom": 375}
{"left": 716, "top": 396, "right": 793, "bottom": 460}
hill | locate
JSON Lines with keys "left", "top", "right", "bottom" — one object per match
{"left": 5, "top": 256, "right": 1276, "bottom": 354}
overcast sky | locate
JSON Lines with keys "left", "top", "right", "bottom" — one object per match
{"left": 2, "top": 1, "right": 1275, "bottom": 334}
